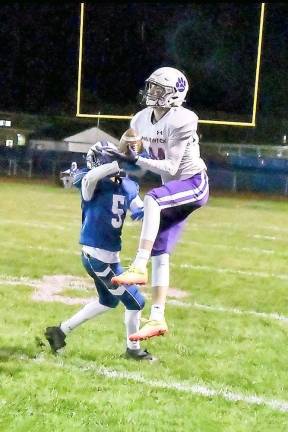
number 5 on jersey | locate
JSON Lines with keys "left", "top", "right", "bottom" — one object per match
{"left": 111, "top": 194, "right": 125, "bottom": 228}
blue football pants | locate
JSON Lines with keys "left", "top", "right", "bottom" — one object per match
{"left": 81, "top": 251, "right": 145, "bottom": 310}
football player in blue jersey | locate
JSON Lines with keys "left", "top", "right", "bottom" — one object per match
{"left": 45, "top": 141, "right": 154, "bottom": 361}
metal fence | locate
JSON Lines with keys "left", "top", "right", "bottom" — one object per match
{"left": 201, "top": 142, "right": 288, "bottom": 159}
{"left": 1, "top": 144, "right": 288, "bottom": 196}
{"left": 201, "top": 143, "right": 288, "bottom": 196}
{"left": 0, "top": 150, "right": 85, "bottom": 180}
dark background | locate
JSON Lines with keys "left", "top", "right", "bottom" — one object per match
{"left": 0, "top": 3, "right": 287, "bottom": 139}
{"left": 82, "top": 2, "right": 262, "bottom": 119}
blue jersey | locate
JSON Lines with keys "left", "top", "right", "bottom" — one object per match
{"left": 73, "top": 168, "right": 139, "bottom": 252}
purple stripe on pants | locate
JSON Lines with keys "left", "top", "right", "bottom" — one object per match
{"left": 147, "top": 171, "right": 209, "bottom": 256}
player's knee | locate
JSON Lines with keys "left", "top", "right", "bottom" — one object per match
{"left": 134, "top": 292, "right": 145, "bottom": 310}
{"left": 99, "top": 297, "right": 119, "bottom": 309}
{"left": 144, "top": 193, "right": 159, "bottom": 207}
{"left": 120, "top": 286, "right": 145, "bottom": 310}
{"left": 152, "top": 253, "right": 170, "bottom": 287}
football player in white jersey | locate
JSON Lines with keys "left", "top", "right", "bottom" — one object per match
{"left": 108, "top": 67, "right": 209, "bottom": 341}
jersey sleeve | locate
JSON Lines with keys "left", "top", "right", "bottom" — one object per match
{"left": 130, "top": 112, "right": 141, "bottom": 130}
{"left": 81, "top": 161, "right": 120, "bottom": 201}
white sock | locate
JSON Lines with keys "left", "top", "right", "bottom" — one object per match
{"left": 140, "top": 195, "right": 161, "bottom": 242}
{"left": 151, "top": 254, "right": 169, "bottom": 287}
{"left": 133, "top": 195, "right": 161, "bottom": 271}
{"left": 149, "top": 304, "right": 165, "bottom": 321}
{"left": 133, "top": 249, "right": 150, "bottom": 271}
{"left": 125, "top": 309, "right": 141, "bottom": 350}
{"left": 60, "top": 300, "right": 111, "bottom": 335}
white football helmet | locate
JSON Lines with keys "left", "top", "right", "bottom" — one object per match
{"left": 140, "top": 67, "right": 189, "bottom": 108}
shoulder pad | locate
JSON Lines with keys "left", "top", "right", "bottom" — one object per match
{"left": 168, "top": 107, "right": 198, "bottom": 129}
{"left": 130, "top": 108, "right": 150, "bottom": 127}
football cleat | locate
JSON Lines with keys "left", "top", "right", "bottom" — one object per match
{"left": 45, "top": 326, "right": 66, "bottom": 353}
{"left": 125, "top": 348, "right": 156, "bottom": 361}
{"left": 111, "top": 265, "right": 148, "bottom": 286}
{"left": 129, "top": 319, "right": 168, "bottom": 341}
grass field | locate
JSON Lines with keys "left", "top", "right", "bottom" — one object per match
{"left": 0, "top": 180, "right": 288, "bottom": 432}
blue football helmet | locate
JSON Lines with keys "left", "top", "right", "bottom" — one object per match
{"left": 86, "top": 141, "right": 117, "bottom": 169}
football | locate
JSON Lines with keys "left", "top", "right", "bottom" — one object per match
{"left": 119, "top": 128, "right": 143, "bottom": 155}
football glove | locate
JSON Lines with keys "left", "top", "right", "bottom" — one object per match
{"left": 104, "top": 146, "right": 138, "bottom": 166}
{"left": 130, "top": 208, "right": 144, "bottom": 221}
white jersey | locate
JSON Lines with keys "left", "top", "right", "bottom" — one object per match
{"left": 131, "top": 106, "right": 207, "bottom": 183}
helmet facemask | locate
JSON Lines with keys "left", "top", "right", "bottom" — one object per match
{"left": 142, "top": 80, "right": 174, "bottom": 107}
{"left": 86, "top": 148, "right": 102, "bottom": 169}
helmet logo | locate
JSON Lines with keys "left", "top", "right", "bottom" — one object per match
{"left": 176, "top": 77, "right": 186, "bottom": 92}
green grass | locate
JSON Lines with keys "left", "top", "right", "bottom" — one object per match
{"left": 0, "top": 181, "right": 288, "bottom": 431}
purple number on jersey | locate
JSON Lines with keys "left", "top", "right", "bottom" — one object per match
{"left": 149, "top": 147, "right": 165, "bottom": 160}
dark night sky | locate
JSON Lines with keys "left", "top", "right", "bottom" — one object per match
{"left": 0, "top": 2, "right": 287, "bottom": 121}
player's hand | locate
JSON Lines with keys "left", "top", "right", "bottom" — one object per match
{"left": 89, "top": 142, "right": 105, "bottom": 157}
{"left": 130, "top": 208, "right": 144, "bottom": 221}
{"left": 104, "top": 146, "right": 138, "bottom": 165}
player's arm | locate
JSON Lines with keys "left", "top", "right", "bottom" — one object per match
{"left": 123, "top": 177, "right": 144, "bottom": 221}
{"left": 82, "top": 161, "right": 120, "bottom": 201}
{"left": 136, "top": 122, "right": 195, "bottom": 176}
{"left": 129, "top": 194, "right": 144, "bottom": 221}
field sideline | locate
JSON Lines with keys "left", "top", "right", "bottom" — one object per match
{"left": 0, "top": 180, "right": 287, "bottom": 431}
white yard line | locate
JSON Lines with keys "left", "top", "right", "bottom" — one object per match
{"left": 187, "top": 221, "right": 288, "bottom": 234}
{"left": 0, "top": 275, "right": 39, "bottom": 286}
{"left": 131, "top": 236, "right": 286, "bottom": 255}
{"left": 250, "top": 225, "right": 288, "bottom": 234}
{"left": 95, "top": 366, "right": 288, "bottom": 413}
{"left": 167, "top": 299, "right": 288, "bottom": 323}
{"left": 0, "top": 220, "right": 78, "bottom": 230}
{"left": 1, "top": 238, "right": 286, "bottom": 259}
{"left": 175, "top": 263, "right": 288, "bottom": 281}
{"left": 177, "top": 239, "right": 286, "bottom": 256}
{"left": 30, "top": 357, "right": 288, "bottom": 414}
{"left": 4, "top": 354, "right": 287, "bottom": 414}
{"left": 25, "top": 245, "right": 79, "bottom": 255}
{"left": 252, "top": 234, "right": 279, "bottom": 241}
{"left": 1, "top": 274, "right": 288, "bottom": 324}
{"left": 0, "top": 240, "right": 80, "bottom": 255}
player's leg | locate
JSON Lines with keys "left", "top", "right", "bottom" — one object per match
{"left": 111, "top": 193, "right": 161, "bottom": 285}
{"left": 133, "top": 194, "right": 161, "bottom": 269}
{"left": 105, "top": 262, "right": 155, "bottom": 360}
{"left": 112, "top": 171, "right": 209, "bottom": 286}
{"left": 123, "top": 309, "right": 155, "bottom": 361}
{"left": 129, "top": 218, "right": 184, "bottom": 341}
{"left": 128, "top": 172, "right": 209, "bottom": 340}
{"left": 45, "top": 252, "right": 118, "bottom": 353}
{"left": 45, "top": 300, "right": 111, "bottom": 353}
{"left": 129, "top": 252, "right": 170, "bottom": 341}
{"left": 61, "top": 301, "right": 110, "bottom": 335}
{"left": 111, "top": 193, "right": 160, "bottom": 285}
